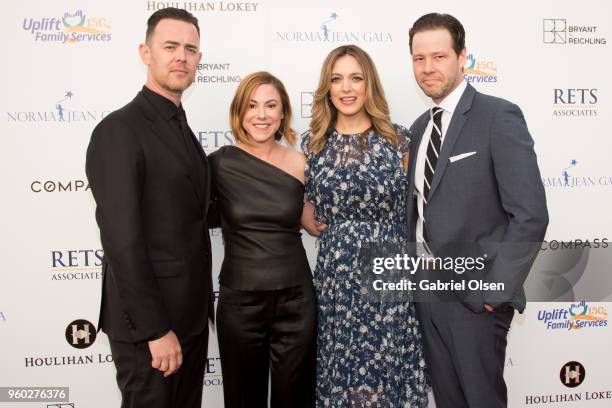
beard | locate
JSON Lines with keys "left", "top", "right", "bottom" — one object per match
{"left": 420, "top": 78, "right": 454, "bottom": 101}
{"left": 152, "top": 68, "right": 195, "bottom": 94}
{"left": 418, "top": 70, "right": 463, "bottom": 102}
{"left": 163, "top": 74, "right": 195, "bottom": 93}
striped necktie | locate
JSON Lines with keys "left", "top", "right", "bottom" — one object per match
{"left": 423, "top": 107, "right": 443, "bottom": 242}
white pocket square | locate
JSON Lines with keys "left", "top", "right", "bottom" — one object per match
{"left": 449, "top": 151, "right": 477, "bottom": 163}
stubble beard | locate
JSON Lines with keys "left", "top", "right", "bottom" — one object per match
{"left": 166, "top": 76, "right": 193, "bottom": 93}
{"left": 421, "top": 77, "right": 454, "bottom": 102}
{"left": 158, "top": 69, "right": 195, "bottom": 95}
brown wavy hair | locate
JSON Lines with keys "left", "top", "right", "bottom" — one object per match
{"left": 230, "top": 71, "right": 296, "bottom": 145}
{"left": 307, "top": 44, "right": 396, "bottom": 153}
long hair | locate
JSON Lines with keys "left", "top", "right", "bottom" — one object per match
{"left": 308, "top": 44, "right": 396, "bottom": 153}
{"left": 230, "top": 71, "right": 296, "bottom": 145}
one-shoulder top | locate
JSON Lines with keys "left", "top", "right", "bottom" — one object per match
{"left": 208, "top": 145, "right": 311, "bottom": 290}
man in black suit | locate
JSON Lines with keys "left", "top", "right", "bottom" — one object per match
{"left": 86, "top": 8, "right": 213, "bottom": 408}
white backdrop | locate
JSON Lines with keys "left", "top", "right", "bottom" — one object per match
{"left": 1, "top": 1, "right": 611, "bottom": 407}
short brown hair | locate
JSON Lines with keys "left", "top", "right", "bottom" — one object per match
{"left": 409, "top": 13, "right": 465, "bottom": 56}
{"left": 230, "top": 72, "right": 296, "bottom": 145}
{"left": 146, "top": 7, "right": 199, "bottom": 42}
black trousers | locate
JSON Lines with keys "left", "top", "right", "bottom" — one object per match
{"left": 108, "top": 329, "right": 208, "bottom": 408}
{"left": 216, "top": 283, "right": 317, "bottom": 408}
{"left": 416, "top": 302, "right": 514, "bottom": 408}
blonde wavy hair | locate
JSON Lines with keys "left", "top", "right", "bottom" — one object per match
{"left": 307, "top": 44, "right": 397, "bottom": 153}
{"left": 230, "top": 71, "right": 297, "bottom": 146}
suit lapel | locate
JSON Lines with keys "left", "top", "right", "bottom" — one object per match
{"left": 408, "top": 113, "right": 429, "bottom": 191}
{"left": 187, "top": 127, "right": 211, "bottom": 216}
{"left": 427, "top": 84, "right": 475, "bottom": 201}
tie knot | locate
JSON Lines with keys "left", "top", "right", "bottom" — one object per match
{"left": 431, "top": 107, "right": 443, "bottom": 116}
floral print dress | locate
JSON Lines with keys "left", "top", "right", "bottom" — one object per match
{"left": 302, "top": 126, "right": 429, "bottom": 407}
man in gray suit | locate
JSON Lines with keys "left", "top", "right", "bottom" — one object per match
{"left": 407, "top": 13, "right": 548, "bottom": 408}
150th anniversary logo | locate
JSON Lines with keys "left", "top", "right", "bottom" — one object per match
{"left": 464, "top": 53, "right": 498, "bottom": 84}
{"left": 23, "top": 10, "right": 111, "bottom": 44}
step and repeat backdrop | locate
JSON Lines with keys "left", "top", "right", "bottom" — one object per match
{"left": 1, "top": 0, "right": 611, "bottom": 407}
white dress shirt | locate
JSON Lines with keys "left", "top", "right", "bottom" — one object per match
{"left": 415, "top": 80, "right": 468, "bottom": 249}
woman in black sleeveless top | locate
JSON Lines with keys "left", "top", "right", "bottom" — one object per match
{"left": 208, "top": 72, "right": 316, "bottom": 407}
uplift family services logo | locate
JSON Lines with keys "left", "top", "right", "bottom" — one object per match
{"left": 537, "top": 301, "right": 608, "bottom": 331}
{"left": 22, "top": 10, "right": 112, "bottom": 44}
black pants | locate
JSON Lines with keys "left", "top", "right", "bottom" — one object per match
{"left": 416, "top": 302, "right": 514, "bottom": 408}
{"left": 108, "top": 330, "right": 208, "bottom": 408}
{"left": 217, "top": 283, "right": 317, "bottom": 408}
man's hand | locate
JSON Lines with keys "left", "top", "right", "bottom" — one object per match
{"left": 148, "top": 330, "right": 182, "bottom": 377}
{"left": 301, "top": 201, "right": 328, "bottom": 237}
{"left": 314, "top": 220, "right": 328, "bottom": 234}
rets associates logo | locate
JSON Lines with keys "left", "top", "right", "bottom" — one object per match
{"left": 553, "top": 88, "right": 598, "bottom": 117}
{"left": 51, "top": 249, "right": 104, "bottom": 281}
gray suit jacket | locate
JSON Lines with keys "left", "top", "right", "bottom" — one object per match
{"left": 408, "top": 83, "right": 548, "bottom": 312}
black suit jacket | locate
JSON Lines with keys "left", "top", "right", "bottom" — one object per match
{"left": 86, "top": 87, "right": 214, "bottom": 343}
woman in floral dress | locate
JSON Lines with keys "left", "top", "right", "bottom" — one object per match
{"left": 301, "top": 45, "right": 429, "bottom": 407}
